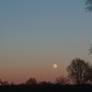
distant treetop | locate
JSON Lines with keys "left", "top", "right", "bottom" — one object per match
{"left": 86, "top": 0, "right": 92, "bottom": 11}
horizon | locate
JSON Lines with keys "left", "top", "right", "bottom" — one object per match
{"left": 0, "top": 0, "right": 92, "bottom": 84}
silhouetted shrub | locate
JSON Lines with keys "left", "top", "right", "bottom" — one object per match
{"left": 0, "top": 79, "right": 3, "bottom": 86}
{"left": 56, "top": 76, "right": 69, "bottom": 85}
{"left": 39, "top": 81, "right": 52, "bottom": 86}
{"left": 25, "top": 77, "right": 37, "bottom": 85}
{"left": 0, "top": 79, "right": 9, "bottom": 86}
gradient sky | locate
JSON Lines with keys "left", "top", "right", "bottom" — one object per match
{"left": 0, "top": 0, "right": 92, "bottom": 84}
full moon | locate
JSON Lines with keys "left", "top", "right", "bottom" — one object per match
{"left": 53, "top": 64, "right": 58, "bottom": 69}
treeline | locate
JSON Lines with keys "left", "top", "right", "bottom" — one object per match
{"left": 0, "top": 58, "right": 92, "bottom": 86}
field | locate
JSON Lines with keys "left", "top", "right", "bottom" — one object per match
{"left": 0, "top": 84, "right": 92, "bottom": 92}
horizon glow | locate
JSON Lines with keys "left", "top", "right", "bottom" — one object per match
{"left": 0, "top": 0, "right": 92, "bottom": 84}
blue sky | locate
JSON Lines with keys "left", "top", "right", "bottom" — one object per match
{"left": 0, "top": 0, "right": 92, "bottom": 83}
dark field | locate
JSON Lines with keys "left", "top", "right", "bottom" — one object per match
{"left": 0, "top": 84, "right": 92, "bottom": 92}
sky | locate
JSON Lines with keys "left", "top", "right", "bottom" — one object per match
{"left": 0, "top": 0, "right": 92, "bottom": 84}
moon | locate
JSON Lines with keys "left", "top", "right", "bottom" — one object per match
{"left": 53, "top": 64, "right": 58, "bottom": 69}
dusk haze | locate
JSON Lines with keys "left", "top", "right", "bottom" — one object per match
{"left": 0, "top": 0, "right": 92, "bottom": 86}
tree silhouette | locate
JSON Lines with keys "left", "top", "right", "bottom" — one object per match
{"left": 85, "top": 0, "right": 92, "bottom": 11}
{"left": 0, "top": 79, "right": 9, "bottom": 86}
{"left": 89, "top": 44, "right": 92, "bottom": 54}
{"left": 85, "top": 0, "right": 92, "bottom": 54}
{"left": 25, "top": 77, "right": 37, "bottom": 85}
{"left": 56, "top": 76, "right": 69, "bottom": 85}
{"left": 0, "top": 79, "right": 3, "bottom": 86}
{"left": 84, "top": 66, "right": 92, "bottom": 82}
{"left": 67, "top": 58, "right": 89, "bottom": 84}
{"left": 2, "top": 81, "right": 9, "bottom": 86}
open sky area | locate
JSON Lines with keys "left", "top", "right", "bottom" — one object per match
{"left": 0, "top": 0, "right": 92, "bottom": 84}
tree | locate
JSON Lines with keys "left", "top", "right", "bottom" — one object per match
{"left": 0, "top": 79, "right": 9, "bottom": 86}
{"left": 56, "top": 76, "right": 69, "bottom": 85}
{"left": 67, "top": 58, "right": 89, "bottom": 84}
{"left": 0, "top": 79, "right": 3, "bottom": 86}
{"left": 2, "top": 81, "right": 9, "bottom": 86}
{"left": 84, "top": 66, "right": 92, "bottom": 82}
{"left": 85, "top": 0, "right": 92, "bottom": 54}
{"left": 85, "top": 0, "right": 92, "bottom": 11}
{"left": 89, "top": 44, "right": 92, "bottom": 54}
{"left": 25, "top": 77, "right": 37, "bottom": 85}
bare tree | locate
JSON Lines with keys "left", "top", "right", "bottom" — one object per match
{"left": 56, "top": 76, "right": 69, "bottom": 85}
{"left": 84, "top": 66, "right": 92, "bottom": 82}
{"left": 25, "top": 77, "right": 37, "bottom": 85}
{"left": 2, "top": 81, "right": 9, "bottom": 86}
{"left": 85, "top": 0, "right": 92, "bottom": 11}
{"left": 0, "top": 79, "right": 3, "bottom": 86}
{"left": 0, "top": 79, "right": 9, "bottom": 86}
{"left": 89, "top": 44, "right": 92, "bottom": 54}
{"left": 67, "top": 58, "right": 89, "bottom": 84}
{"left": 84, "top": 0, "right": 92, "bottom": 54}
